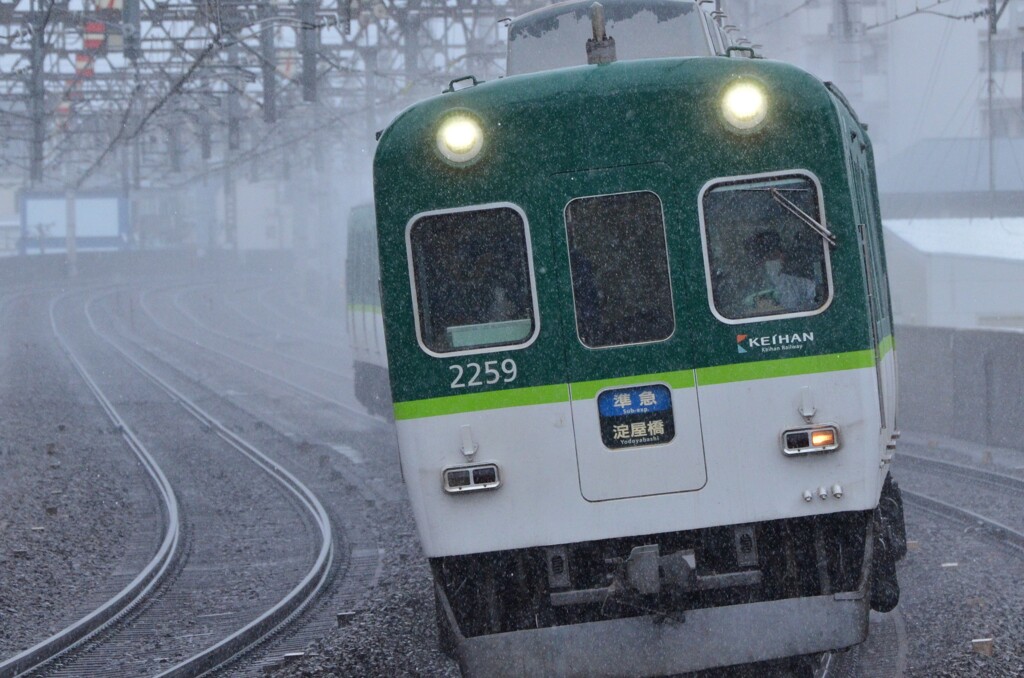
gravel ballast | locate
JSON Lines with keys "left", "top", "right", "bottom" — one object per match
{"left": 0, "top": 289, "right": 160, "bottom": 659}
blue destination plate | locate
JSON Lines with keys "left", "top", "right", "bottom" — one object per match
{"left": 597, "top": 384, "right": 675, "bottom": 449}
{"left": 598, "top": 384, "right": 672, "bottom": 417}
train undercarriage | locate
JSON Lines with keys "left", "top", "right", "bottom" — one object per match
{"left": 431, "top": 477, "right": 907, "bottom": 677}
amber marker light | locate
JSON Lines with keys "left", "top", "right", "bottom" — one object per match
{"left": 811, "top": 429, "right": 836, "bottom": 447}
{"left": 721, "top": 81, "right": 768, "bottom": 130}
{"left": 783, "top": 425, "right": 840, "bottom": 455}
{"left": 436, "top": 114, "right": 484, "bottom": 164}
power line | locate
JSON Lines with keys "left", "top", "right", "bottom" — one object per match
{"left": 75, "top": 37, "right": 221, "bottom": 189}
{"left": 864, "top": 0, "right": 990, "bottom": 32}
{"left": 750, "top": 0, "right": 814, "bottom": 32}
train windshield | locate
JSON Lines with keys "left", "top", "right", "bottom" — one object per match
{"left": 565, "top": 191, "right": 675, "bottom": 348}
{"left": 408, "top": 205, "right": 537, "bottom": 354}
{"left": 701, "top": 174, "right": 832, "bottom": 322}
{"left": 507, "top": 0, "right": 711, "bottom": 76}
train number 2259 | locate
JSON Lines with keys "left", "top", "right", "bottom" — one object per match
{"left": 449, "top": 359, "right": 518, "bottom": 388}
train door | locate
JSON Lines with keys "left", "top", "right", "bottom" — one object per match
{"left": 545, "top": 165, "right": 708, "bottom": 502}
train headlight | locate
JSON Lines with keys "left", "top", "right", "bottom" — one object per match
{"left": 436, "top": 114, "right": 484, "bottom": 165}
{"left": 721, "top": 81, "right": 767, "bottom": 131}
{"left": 782, "top": 425, "right": 840, "bottom": 455}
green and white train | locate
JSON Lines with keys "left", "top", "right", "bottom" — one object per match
{"left": 345, "top": 203, "right": 391, "bottom": 417}
{"left": 367, "top": 0, "right": 906, "bottom": 673}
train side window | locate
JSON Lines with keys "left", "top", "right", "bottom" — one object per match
{"left": 699, "top": 173, "right": 833, "bottom": 323}
{"left": 407, "top": 204, "right": 538, "bottom": 356}
{"left": 565, "top": 191, "right": 675, "bottom": 348}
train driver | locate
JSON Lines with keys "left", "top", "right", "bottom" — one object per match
{"left": 743, "top": 230, "right": 817, "bottom": 314}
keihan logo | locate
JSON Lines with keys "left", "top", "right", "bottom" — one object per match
{"left": 737, "top": 332, "right": 814, "bottom": 354}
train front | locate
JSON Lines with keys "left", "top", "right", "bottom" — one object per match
{"left": 373, "top": 0, "right": 903, "bottom": 674}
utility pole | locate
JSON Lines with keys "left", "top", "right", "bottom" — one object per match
{"left": 987, "top": 0, "right": 996, "bottom": 217}
{"left": 833, "top": 0, "right": 863, "bottom": 105}
{"left": 299, "top": 0, "right": 317, "bottom": 102}
{"left": 65, "top": 188, "right": 77, "bottom": 277}
{"left": 365, "top": 45, "right": 377, "bottom": 141}
{"left": 984, "top": 0, "right": 1011, "bottom": 217}
{"left": 225, "top": 41, "right": 240, "bottom": 251}
{"left": 29, "top": 0, "right": 45, "bottom": 185}
{"left": 259, "top": 2, "right": 277, "bottom": 123}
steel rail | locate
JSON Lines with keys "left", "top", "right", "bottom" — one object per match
{"left": 899, "top": 450, "right": 1024, "bottom": 551}
{"left": 82, "top": 293, "right": 336, "bottom": 676}
{"left": 0, "top": 292, "right": 182, "bottom": 678}
{"left": 214, "top": 282, "right": 349, "bottom": 357}
{"left": 255, "top": 284, "right": 346, "bottom": 343}
{"left": 170, "top": 285, "right": 355, "bottom": 382}
{"left": 136, "top": 286, "right": 380, "bottom": 426}
{"left": 901, "top": 489, "right": 1024, "bottom": 551}
{"left": 899, "top": 452, "right": 1024, "bottom": 493}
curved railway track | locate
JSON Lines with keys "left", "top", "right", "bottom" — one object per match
{"left": 135, "top": 286, "right": 377, "bottom": 428}
{"left": 1, "top": 289, "right": 335, "bottom": 677}
{"left": 0, "top": 293, "right": 181, "bottom": 678}
{"left": 170, "top": 286, "right": 354, "bottom": 382}
{"left": 94, "top": 282, "right": 388, "bottom": 675}
{"left": 193, "top": 283, "right": 347, "bottom": 360}
{"left": 897, "top": 452, "right": 1024, "bottom": 552}
{"left": 82, "top": 291, "right": 336, "bottom": 676}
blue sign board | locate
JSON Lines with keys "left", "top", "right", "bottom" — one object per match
{"left": 597, "top": 384, "right": 675, "bottom": 449}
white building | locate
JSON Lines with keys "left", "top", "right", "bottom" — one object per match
{"left": 733, "top": 0, "right": 1024, "bottom": 171}
{"left": 884, "top": 218, "right": 1024, "bottom": 328}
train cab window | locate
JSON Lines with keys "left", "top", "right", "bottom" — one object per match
{"left": 565, "top": 191, "right": 675, "bottom": 348}
{"left": 407, "top": 205, "right": 538, "bottom": 355}
{"left": 700, "top": 173, "right": 832, "bottom": 323}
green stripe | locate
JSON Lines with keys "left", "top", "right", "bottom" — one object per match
{"left": 393, "top": 350, "right": 876, "bottom": 419}
{"left": 879, "top": 334, "right": 894, "bottom": 358}
{"left": 570, "top": 370, "right": 695, "bottom": 400}
{"left": 393, "top": 384, "right": 569, "bottom": 420}
{"left": 695, "top": 349, "right": 874, "bottom": 386}
{"left": 347, "top": 304, "right": 382, "bottom": 314}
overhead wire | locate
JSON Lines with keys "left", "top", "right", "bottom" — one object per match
{"left": 75, "top": 36, "right": 222, "bottom": 189}
{"left": 864, "top": 0, "right": 988, "bottom": 31}
{"left": 749, "top": 0, "right": 814, "bottom": 32}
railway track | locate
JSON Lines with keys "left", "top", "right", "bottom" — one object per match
{"left": 135, "top": 286, "right": 377, "bottom": 428}
{"left": 2, "top": 289, "right": 335, "bottom": 676}
{"left": 83, "top": 291, "right": 336, "bottom": 676}
{"left": 199, "top": 283, "right": 347, "bottom": 359}
{"left": 170, "top": 285, "right": 354, "bottom": 383}
{"left": 94, "top": 283, "right": 388, "bottom": 675}
{"left": 255, "top": 284, "right": 347, "bottom": 345}
{"left": 897, "top": 452, "right": 1024, "bottom": 552}
{"left": 0, "top": 293, "right": 181, "bottom": 678}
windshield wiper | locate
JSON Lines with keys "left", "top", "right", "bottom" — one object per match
{"left": 769, "top": 188, "right": 837, "bottom": 247}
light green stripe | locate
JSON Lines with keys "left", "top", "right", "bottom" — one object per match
{"left": 695, "top": 349, "right": 874, "bottom": 386}
{"left": 394, "top": 350, "right": 876, "bottom": 419}
{"left": 347, "top": 304, "right": 382, "bottom": 314}
{"left": 879, "top": 334, "right": 894, "bottom": 358}
{"left": 393, "top": 384, "right": 569, "bottom": 420}
{"left": 570, "top": 370, "right": 695, "bottom": 400}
